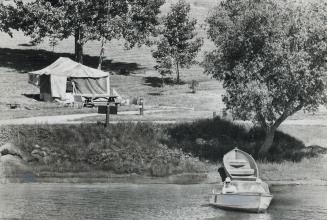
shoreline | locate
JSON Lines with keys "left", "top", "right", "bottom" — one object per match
{"left": 1, "top": 171, "right": 327, "bottom": 186}
{"left": 0, "top": 172, "right": 208, "bottom": 185}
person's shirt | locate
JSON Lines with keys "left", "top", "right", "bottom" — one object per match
{"left": 222, "top": 182, "right": 237, "bottom": 194}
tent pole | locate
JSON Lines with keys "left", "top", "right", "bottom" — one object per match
{"left": 107, "top": 75, "right": 110, "bottom": 96}
{"left": 72, "top": 81, "right": 76, "bottom": 95}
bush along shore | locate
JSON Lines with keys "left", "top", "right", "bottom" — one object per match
{"left": 165, "top": 117, "right": 326, "bottom": 162}
{"left": 0, "top": 123, "right": 207, "bottom": 183}
{"left": 0, "top": 118, "right": 326, "bottom": 184}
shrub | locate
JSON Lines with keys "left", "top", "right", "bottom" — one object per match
{"left": 165, "top": 117, "right": 311, "bottom": 162}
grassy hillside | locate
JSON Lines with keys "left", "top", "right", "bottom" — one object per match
{"left": 0, "top": 0, "right": 225, "bottom": 119}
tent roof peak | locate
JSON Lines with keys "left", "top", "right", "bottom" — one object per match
{"left": 29, "top": 57, "right": 109, "bottom": 78}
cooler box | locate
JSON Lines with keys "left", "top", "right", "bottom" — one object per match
{"left": 98, "top": 105, "right": 118, "bottom": 114}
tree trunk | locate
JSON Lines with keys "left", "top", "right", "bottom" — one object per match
{"left": 161, "top": 74, "right": 165, "bottom": 88}
{"left": 259, "top": 127, "right": 276, "bottom": 158}
{"left": 176, "top": 61, "right": 180, "bottom": 84}
{"left": 74, "top": 28, "right": 83, "bottom": 64}
{"left": 98, "top": 38, "right": 106, "bottom": 69}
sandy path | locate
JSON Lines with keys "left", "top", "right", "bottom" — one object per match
{"left": 0, "top": 109, "right": 189, "bottom": 125}
{"left": 1, "top": 110, "right": 327, "bottom": 126}
{"left": 0, "top": 113, "right": 99, "bottom": 125}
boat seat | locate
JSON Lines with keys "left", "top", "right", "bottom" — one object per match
{"left": 229, "top": 168, "right": 255, "bottom": 176}
{"left": 228, "top": 159, "right": 248, "bottom": 168}
{"left": 231, "top": 176, "right": 257, "bottom": 181}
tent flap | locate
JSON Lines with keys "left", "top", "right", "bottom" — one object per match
{"left": 73, "top": 77, "right": 109, "bottom": 95}
{"left": 39, "top": 75, "right": 52, "bottom": 101}
{"left": 50, "top": 75, "right": 67, "bottom": 99}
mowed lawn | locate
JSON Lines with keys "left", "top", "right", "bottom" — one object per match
{"left": 0, "top": 0, "right": 225, "bottom": 120}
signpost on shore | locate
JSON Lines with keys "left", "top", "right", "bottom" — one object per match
{"left": 97, "top": 96, "right": 118, "bottom": 128}
{"left": 105, "top": 102, "right": 110, "bottom": 128}
{"left": 139, "top": 97, "right": 144, "bottom": 116}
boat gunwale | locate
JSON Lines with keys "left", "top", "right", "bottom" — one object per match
{"left": 211, "top": 192, "right": 273, "bottom": 198}
{"left": 208, "top": 203, "right": 268, "bottom": 213}
{"left": 223, "top": 148, "right": 260, "bottom": 179}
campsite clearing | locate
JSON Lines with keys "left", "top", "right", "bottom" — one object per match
{"left": 0, "top": 28, "right": 223, "bottom": 120}
{"left": 0, "top": 0, "right": 221, "bottom": 120}
{"left": 0, "top": 0, "right": 327, "bottom": 150}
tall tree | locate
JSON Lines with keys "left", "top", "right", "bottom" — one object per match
{"left": 0, "top": 2, "right": 9, "bottom": 34}
{"left": 152, "top": 0, "right": 203, "bottom": 84}
{"left": 204, "top": 0, "right": 327, "bottom": 157}
{"left": 6, "top": 0, "right": 164, "bottom": 64}
{"left": 0, "top": 1, "right": 18, "bottom": 36}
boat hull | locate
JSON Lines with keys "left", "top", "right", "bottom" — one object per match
{"left": 209, "top": 192, "right": 273, "bottom": 213}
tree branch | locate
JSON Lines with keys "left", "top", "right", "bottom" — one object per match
{"left": 273, "top": 102, "right": 303, "bottom": 129}
{"left": 257, "top": 111, "right": 268, "bottom": 130}
{"left": 291, "top": 102, "right": 304, "bottom": 115}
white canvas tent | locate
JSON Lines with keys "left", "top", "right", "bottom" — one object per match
{"left": 28, "top": 57, "right": 110, "bottom": 101}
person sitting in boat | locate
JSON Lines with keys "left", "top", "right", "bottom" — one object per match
{"left": 222, "top": 177, "right": 237, "bottom": 194}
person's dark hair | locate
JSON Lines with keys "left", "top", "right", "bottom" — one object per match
{"left": 218, "top": 167, "right": 227, "bottom": 182}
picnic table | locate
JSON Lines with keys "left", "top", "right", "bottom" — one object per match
{"left": 6, "top": 103, "right": 21, "bottom": 109}
{"left": 82, "top": 95, "right": 119, "bottom": 107}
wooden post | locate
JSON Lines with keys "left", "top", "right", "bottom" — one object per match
{"left": 213, "top": 111, "right": 216, "bottom": 118}
{"left": 141, "top": 102, "right": 144, "bottom": 115}
{"left": 105, "top": 103, "right": 110, "bottom": 128}
{"left": 139, "top": 97, "right": 144, "bottom": 116}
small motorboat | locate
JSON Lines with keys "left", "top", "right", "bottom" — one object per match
{"left": 209, "top": 148, "right": 273, "bottom": 213}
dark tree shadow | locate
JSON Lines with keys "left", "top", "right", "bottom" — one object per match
{"left": 18, "top": 43, "right": 36, "bottom": 47}
{"left": 147, "top": 92, "right": 163, "bottom": 96}
{"left": 143, "top": 76, "right": 179, "bottom": 88}
{"left": 23, "top": 93, "right": 41, "bottom": 101}
{"left": 0, "top": 47, "right": 144, "bottom": 75}
{"left": 87, "top": 59, "right": 142, "bottom": 75}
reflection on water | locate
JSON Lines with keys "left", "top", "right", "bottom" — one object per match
{"left": 206, "top": 212, "right": 272, "bottom": 220}
{"left": 0, "top": 183, "right": 326, "bottom": 220}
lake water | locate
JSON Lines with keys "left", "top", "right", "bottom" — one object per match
{"left": 0, "top": 183, "right": 326, "bottom": 220}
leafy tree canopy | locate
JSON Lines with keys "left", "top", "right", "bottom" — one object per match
{"left": 204, "top": 0, "right": 327, "bottom": 155}
{"left": 3, "top": 0, "right": 164, "bottom": 63}
{"left": 0, "top": 1, "right": 19, "bottom": 36}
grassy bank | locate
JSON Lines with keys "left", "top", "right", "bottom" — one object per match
{"left": 0, "top": 123, "right": 206, "bottom": 178}
{"left": 259, "top": 156, "right": 327, "bottom": 183}
{"left": 1, "top": 118, "right": 325, "bottom": 181}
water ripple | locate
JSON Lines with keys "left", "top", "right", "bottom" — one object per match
{"left": 0, "top": 184, "right": 326, "bottom": 220}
